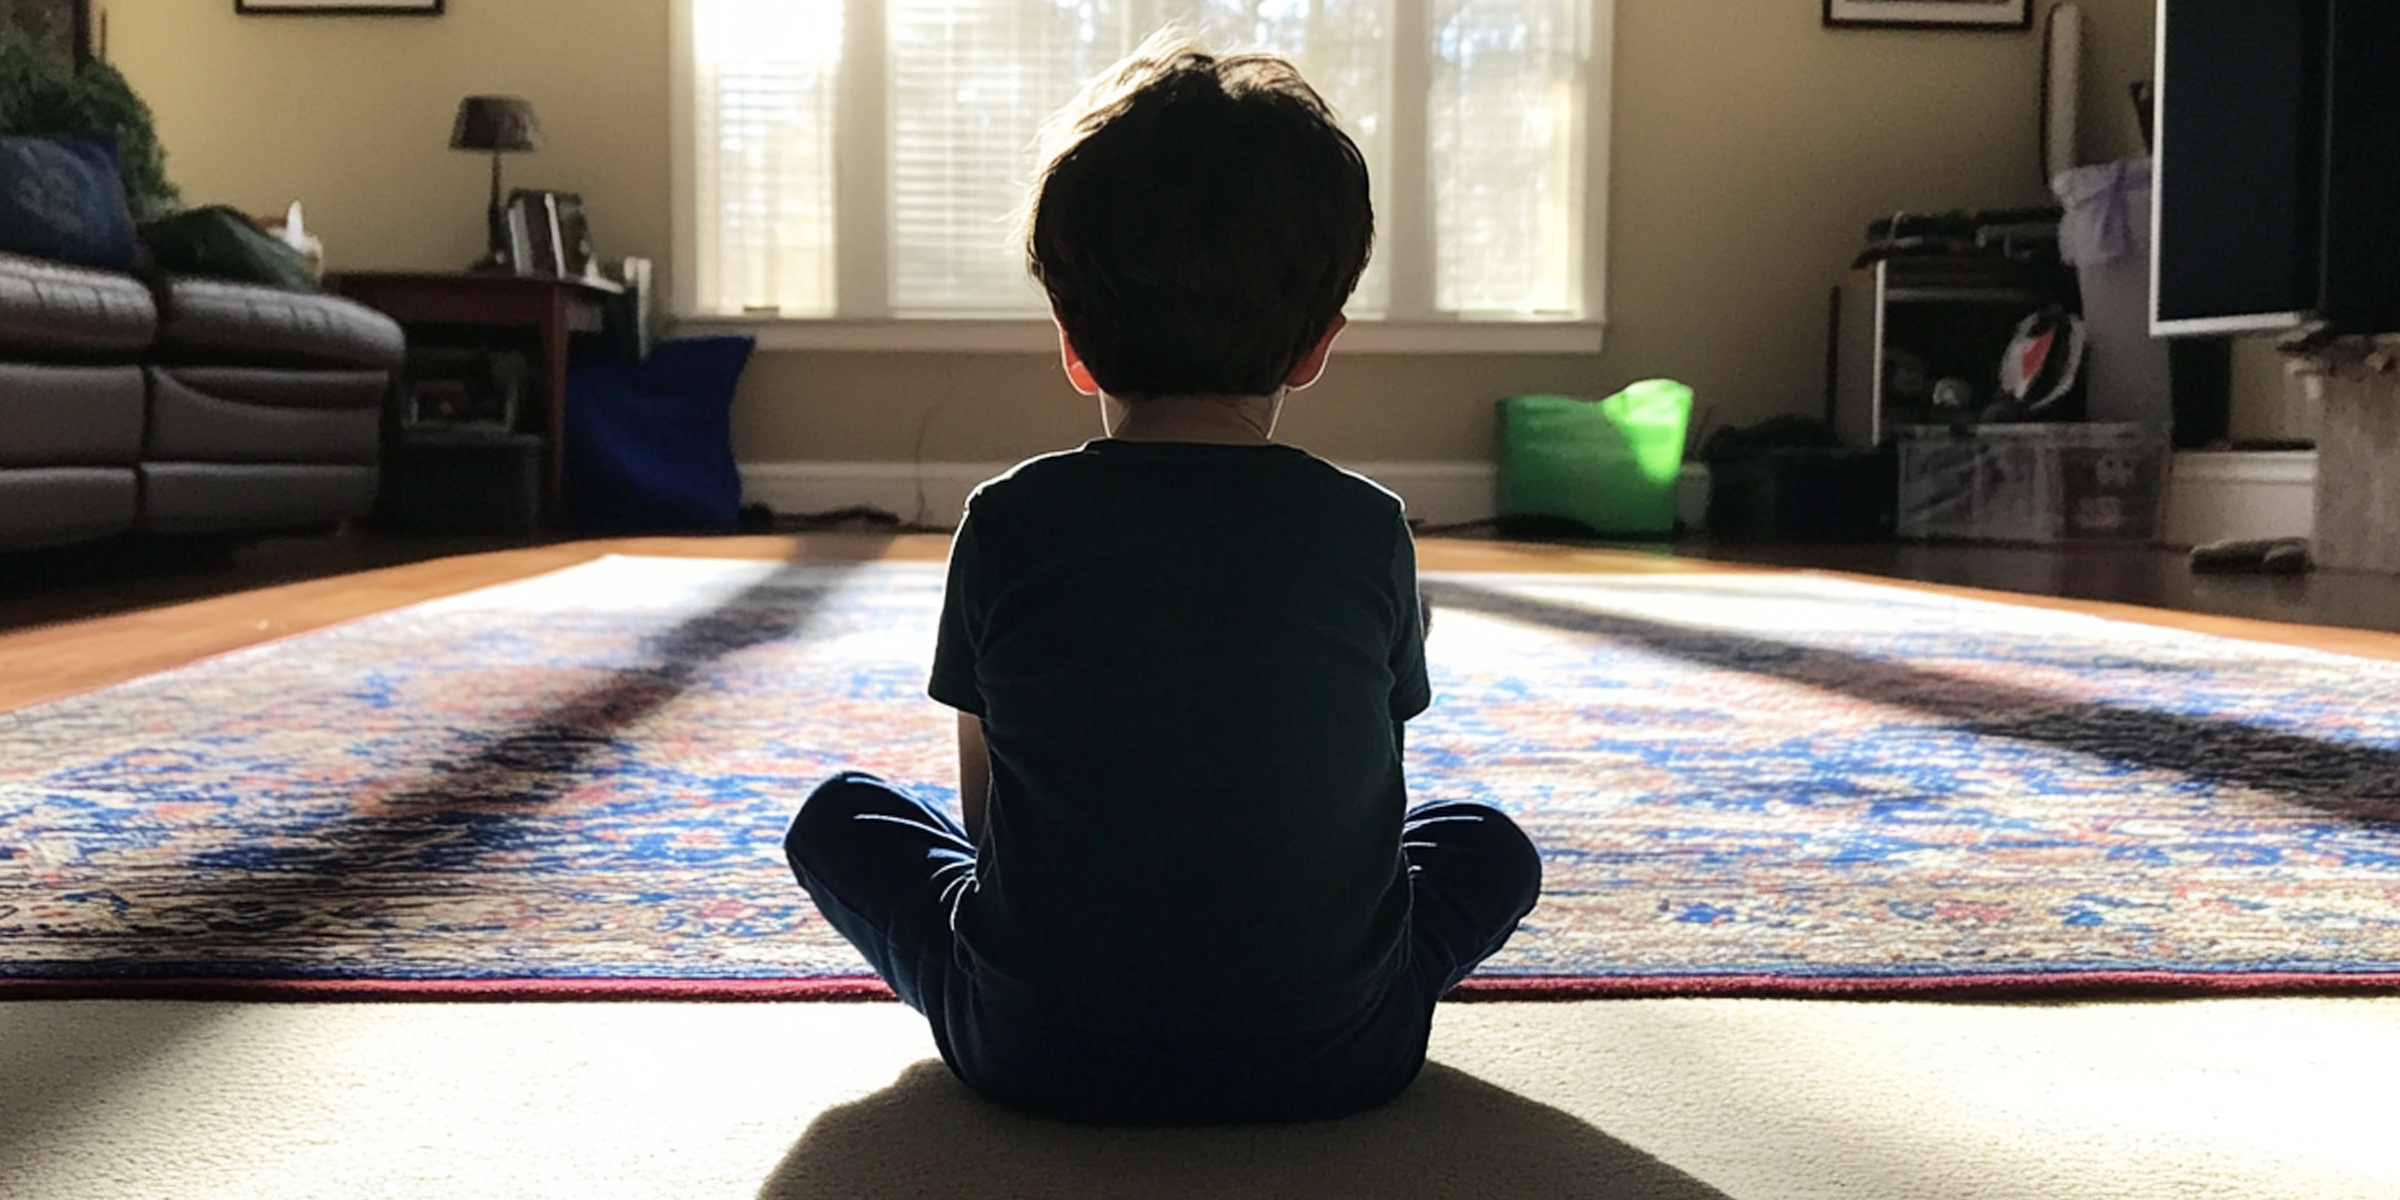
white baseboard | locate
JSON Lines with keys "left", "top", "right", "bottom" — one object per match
{"left": 740, "top": 460, "right": 1713, "bottom": 531}
{"left": 741, "top": 453, "right": 2313, "bottom": 546}
{"left": 740, "top": 462, "right": 1012, "bottom": 528}
{"left": 2164, "top": 451, "right": 2316, "bottom": 546}
{"left": 739, "top": 460, "right": 1521, "bottom": 529}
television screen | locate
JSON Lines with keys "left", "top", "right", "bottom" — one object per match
{"left": 2153, "top": 0, "right": 2400, "bottom": 338}
{"left": 2150, "top": 0, "right": 2325, "bottom": 337}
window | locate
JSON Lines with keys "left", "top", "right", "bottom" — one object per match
{"left": 672, "top": 0, "right": 1611, "bottom": 350}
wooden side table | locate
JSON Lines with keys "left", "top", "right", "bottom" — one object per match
{"left": 330, "top": 271, "right": 620, "bottom": 523}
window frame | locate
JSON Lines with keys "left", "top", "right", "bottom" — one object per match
{"left": 668, "top": 0, "right": 1614, "bottom": 355}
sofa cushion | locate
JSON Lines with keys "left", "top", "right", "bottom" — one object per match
{"left": 154, "top": 276, "right": 406, "bottom": 371}
{"left": 146, "top": 368, "right": 384, "bottom": 465}
{"left": 137, "top": 462, "right": 376, "bottom": 534}
{"left": 0, "top": 363, "right": 145, "bottom": 467}
{"left": 0, "top": 466, "right": 139, "bottom": 549}
{"left": 0, "top": 132, "right": 139, "bottom": 271}
{"left": 0, "top": 249, "right": 157, "bottom": 359}
{"left": 155, "top": 365, "right": 391, "bottom": 411}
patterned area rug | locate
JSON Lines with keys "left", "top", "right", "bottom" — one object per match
{"left": 5, "top": 555, "right": 2399, "bottom": 1001}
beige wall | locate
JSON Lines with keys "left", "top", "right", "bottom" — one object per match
{"left": 102, "top": 1, "right": 674, "bottom": 281}
{"left": 103, "top": 0, "right": 2160, "bottom": 465}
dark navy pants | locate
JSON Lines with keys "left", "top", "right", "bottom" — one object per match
{"left": 783, "top": 772, "right": 1541, "bottom": 1125}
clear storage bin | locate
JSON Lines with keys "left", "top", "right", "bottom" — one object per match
{"left": 1895, "top": 422, "right": 2166, "bottom": 543}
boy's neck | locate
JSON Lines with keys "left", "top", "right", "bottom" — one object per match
{"left": 1101, "top": 392, "right": 1283, "bottom": 445}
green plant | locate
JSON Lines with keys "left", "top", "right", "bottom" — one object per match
{"left": 0, "top": 21, "right": 180, "bottom": 220}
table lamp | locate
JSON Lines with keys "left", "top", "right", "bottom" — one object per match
{"left": 451, "top": 95, "right": 542, "bottom": 271}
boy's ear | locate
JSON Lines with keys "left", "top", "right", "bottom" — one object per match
{"left": 1056, "top": 323, "right": 1102, "bottom": 396}
{"left": 1284, "top": 316, "right": 1347, "bottom": 390}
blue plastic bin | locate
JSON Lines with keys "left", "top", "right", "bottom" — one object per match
{"left": 563, "top": 335, "right": 755, "bottom": 533}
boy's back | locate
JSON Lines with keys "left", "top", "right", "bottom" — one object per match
{"left": 930, "top": 440, "right": 1428, "bottom": 1034}
{"left": 780, "top": 33, "right": 1537, "bottom": 1124}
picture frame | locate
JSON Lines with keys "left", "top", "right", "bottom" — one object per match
{"left": 552, "top": 193, "right": 599, "bottom": 280}
{"left": 503, "top": 190, "right": 603, "bottom": 280}
{"left": 235, "top": 0, "right": 443, "bottom": 14}
{"left": 504, "top": 189, "right": 568, "bottom": 278}
{"left": 6, "top": 0, "right": 93, "bottom": 64}
{"left": 1823, "top": 0, "right": 2029, "bottom": 31}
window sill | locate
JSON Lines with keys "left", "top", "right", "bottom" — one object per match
{"left": 670, "top": 315, "right": 1607, "bottom": 355}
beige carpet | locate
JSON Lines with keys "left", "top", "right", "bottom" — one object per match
{"left": 4, "top": 996, "right": 2397, "bottom": 1198}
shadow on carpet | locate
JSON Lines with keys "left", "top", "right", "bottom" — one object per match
{"left": 760, "top": 1060, "right": 1729, "bottom": 1200}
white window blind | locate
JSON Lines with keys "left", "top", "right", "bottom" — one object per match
{"left": 887, "top": 0, "right": 1106, "bottom": 313}
{"left": 1431, "top": 0, "right": 1585, "bottom": 314}
{"left": 688, "top": 0, "right": 845, "bottom": 317}
{"left": 679, "top": 0, "right": 1601, "bottom": 328}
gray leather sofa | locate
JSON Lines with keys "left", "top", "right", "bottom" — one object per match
{"left": 0, "top": 250, "right": 405, "bottom": 550}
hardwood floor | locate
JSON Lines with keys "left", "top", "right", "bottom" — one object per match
{"left": 0, "top": 528, "right": 942, "bottom": 713}
{"left": 6, "top": 524, "right": 2400, "bottom": 715}
{"left": 1674, "top": 539, "right": 2400, "bottom": 636}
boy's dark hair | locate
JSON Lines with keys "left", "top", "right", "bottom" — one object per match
{"left": 1026, "top": 34, "right": 1373, "bottom": 400}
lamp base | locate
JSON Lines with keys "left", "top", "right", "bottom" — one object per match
{"left": 472, "top": 190, "right": 513, "bottom": 274}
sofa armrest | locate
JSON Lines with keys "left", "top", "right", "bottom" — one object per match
{"left": 0, "top": 251, "right": 158, "bottom": 361}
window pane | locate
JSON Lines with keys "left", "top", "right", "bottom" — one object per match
{"left": 1430, "top": 0, "right": 1584, "bottom": 315}
{"left": 683, "top": 0, "right": 1588, "bottom": 322}
{"left": 1169, "top": 0, "right": 1393, "bottom": 316}
{"left": 889, "top": 0, "right": 1393, "bottom": 315}
{"left": 889, "top": 0, "right": 1130, "bottom": 313}
{"left": 692, "top": 0, "right": 842, "bottom": 316}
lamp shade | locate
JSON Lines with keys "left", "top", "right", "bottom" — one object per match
{"left": 450, "top": 96, "right": 541, "bottom": 153}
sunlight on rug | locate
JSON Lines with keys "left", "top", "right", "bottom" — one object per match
{"left": 3, "top": 555, "right": 2398, "bottom": 999}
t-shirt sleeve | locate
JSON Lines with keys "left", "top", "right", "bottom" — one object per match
{"left": 929, "top": 510, "right": 986, "bottom": 715}
{"left": 1387, "top": 515, "right": 1432, "bottom": 722}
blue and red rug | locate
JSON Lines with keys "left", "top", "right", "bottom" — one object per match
{"left": 4, "top": 555, "right": 2398, "bottom": 1001}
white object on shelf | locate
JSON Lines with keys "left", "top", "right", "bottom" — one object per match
{"left": 2054, "top": 158, "right": 2172, "bottom": 432}
{"left": 271, "top": 200, "right": 325, "bottom": 281}
{"left": 2043, "top": 3, "right": 2083, "bottom": 181}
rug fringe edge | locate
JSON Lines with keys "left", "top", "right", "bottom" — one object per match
{"left": 6, "top": 971, "right": 2397, "bottom": 1004}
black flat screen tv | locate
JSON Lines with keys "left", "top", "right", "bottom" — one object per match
{"left": 2151, "top": 0, "right": 2400, "bottom": 339}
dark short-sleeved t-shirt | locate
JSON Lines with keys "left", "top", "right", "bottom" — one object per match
{"left": 930, "top": 438, "right": 1430, "bottom": 1037}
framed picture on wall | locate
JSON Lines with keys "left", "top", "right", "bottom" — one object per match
{"left": 235, "top": 0, "right": 443, "bottom": 14}
{"left": 1824, "top": 0, "right": 2029, "bottom": 30}
{"left": 6, "top": 1, "right": 92, "bottom": 63}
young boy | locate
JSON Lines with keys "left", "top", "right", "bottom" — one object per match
{"left": 783, "top": 35, "right": 1540, "bottom": 1126}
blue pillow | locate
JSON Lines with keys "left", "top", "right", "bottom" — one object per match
{"left": 0, "top": 131, "right": 139, "bottom": 271}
